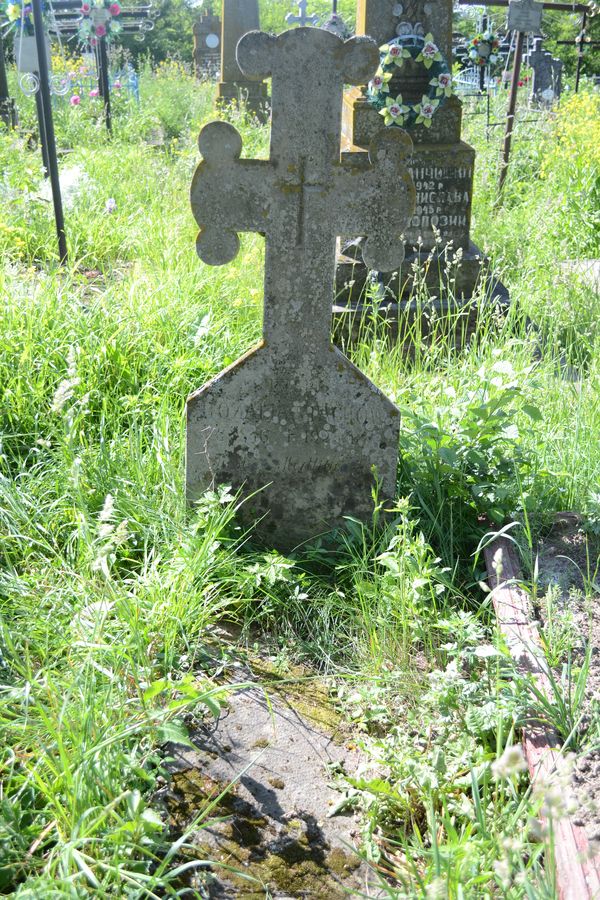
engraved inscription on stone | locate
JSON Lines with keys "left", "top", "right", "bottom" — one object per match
{"left": 405, "top": 163, "right": 472, "bottom": 247}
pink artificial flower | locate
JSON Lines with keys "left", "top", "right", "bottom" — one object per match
{"left": 81, "top": 2, "right": 90, "bottom": 12}
{"left": 422, "top": 41, "right": 438, "bottom": 59}
{"left": 90, "top": 37, "right": 98, "bottom": 46}
{"left": 95, "top": 23, "right": 107, "bottom": 37}
{"left": 89, "top": 88, "right": 99, "bottom": 98}
{"left": 389, "top": 45, "right": 401, "bottom": 57}
{"left": 113, "top": 80, "right": 122, "bottom": 90}
{"left": 372, "top": 75, "right": 384, "bottom": 88}
{"left": 70, "top": 95, "right": 81, "bottom": 106}
{"left": 109, "top": 2, "right": 120, "bottom": 15}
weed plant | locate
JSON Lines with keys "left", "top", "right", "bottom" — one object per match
{"left": 0, "top": 51, "right": 598, "bottom": 898}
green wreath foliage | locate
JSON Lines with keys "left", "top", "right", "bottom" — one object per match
{"left": 367, "top": 33, "right": 453, "bottom": 129}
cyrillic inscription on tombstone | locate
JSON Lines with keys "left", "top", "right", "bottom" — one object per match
{"left": 187, "top": 27, "right": 416, "bottom": 548}
{"left": 406, "top": 162, "right": 473, "bottom": 247}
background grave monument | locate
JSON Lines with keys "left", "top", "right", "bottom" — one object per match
{"left": 527, "top": 36, "right": 563, "bottom": 103}
{"left": 188, "top": 27, "right": 415, "bottom": 549}
{"left": 193, "top": 6, "right": 222, "bottom": 79}
{"left": 507, "top": 0, "right": 543, "bottom": 33}
{"left": 335, "top": 0, "right": 508, "bottom": 339}
{"left": 285, "top": 0, "right": 319, "bottom": 27}
{"left": 216, "top": 0, "right": 268, "bottom": 117}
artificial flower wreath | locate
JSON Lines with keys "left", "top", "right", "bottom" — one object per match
{"left": 367, "top": 33, "right": 453, "bottom": 129}
{"left": 467, "top": 31, "right": 501, "bottom": 67}
{"left": 1, "top": 0, "right": 44, "bottom": 36}
{"left": 78, "top": 0, "right": 122, "bottom": 46}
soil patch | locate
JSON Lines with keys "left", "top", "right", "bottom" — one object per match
{"left": 156, "top": 656, "right": 383, "bottom": 898}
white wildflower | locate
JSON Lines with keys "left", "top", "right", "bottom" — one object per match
{"left": 66, "top": 344, "right": 78, "bottom": 376}
{"left": 425, "top": 876, "right": 447, "bottom": 899}
{"left": 113, "top": 519, "right": 129, "bottom": 546}
{"left": 492, "top": 744, "right": 527, "bottom": 780}
{"left": 539, "top": 782, "right": 578, "bottom": 820}
{"left": 492, "top": 546, "right": 504, "bottom": 578}
{"left": 97, "top": 522, "right": 114, "bottom": 540}
{"left": 501, "top": 836, "right": 522, "bottom": 853}
{"left": 474, "top": 643, "right": 500, "bottom": 659}
{"left": 51, "top": 345, "right": 80, "bottom": 413}
{"left": 98, "top": 493, "right": 115, "bottom": 523}
{"left": 51, "top": 377, "right": 80, "bottom": 413}
{"left": 491, "top": 360, "right": 515, "bottom": 377}
{"left": 533, "top": 756, "right": 578, "bottom": 821}
{"left": 493, "top": 857, "right": 511, "bottom": 889}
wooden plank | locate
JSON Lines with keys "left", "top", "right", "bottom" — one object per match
{"left": 484, "top": 536, "right": 600, "bottom": 899}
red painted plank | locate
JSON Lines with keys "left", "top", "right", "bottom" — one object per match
{"left": 484, "top": 537, "right": 600, "bottom": 899}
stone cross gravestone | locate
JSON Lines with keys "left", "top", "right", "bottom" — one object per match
{"left": 216, "top": 0, "right": 268, "bottom": 118}
{"left": 335, "top": 0, "right": 509, "bottom": 339}
{"left": 527, "top": 37, "right": 563, "bottom": 103}
{"left": 507, "top": 0, "right": 543, "bottom": 34}
{"left": 286, "top": 0, "right": 320, "bottom": 27}
{"left": 188, "top": 27, "right": 416, "bottom": 549}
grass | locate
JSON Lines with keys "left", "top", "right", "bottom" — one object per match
{"left": 0, "top": 34, "right": 599, "bottom": 899}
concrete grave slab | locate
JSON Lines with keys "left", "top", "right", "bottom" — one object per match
{"left": 162, "top": 667, "right": 385, "bottom": 897}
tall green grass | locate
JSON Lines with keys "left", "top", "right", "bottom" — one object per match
{"left": 0, "top": 56, "right": 598, "bottom": 896}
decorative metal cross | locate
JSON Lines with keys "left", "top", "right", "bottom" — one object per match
{"left": 285, "top": 0, "right": 320, "bottom": 27}
{"left": 187, "top": 27, "right": 415, "bottom": 549}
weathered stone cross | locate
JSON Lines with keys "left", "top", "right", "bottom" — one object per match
{"left": 188, "top": 27, "right": 415, "bottom": 549}
{"left": 285, "top": 0, "right": 319, "bottom": 27}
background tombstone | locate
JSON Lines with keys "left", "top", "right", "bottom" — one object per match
{"left": 188, "top": 27, "right": 415, "bottom": 550}
{"left": 285, "top": 1, "right": 320, "bottom": 27}
{"left": 507, "top": 0, "right": 543, "bottom": 34}
{"left": 335, "top": 0, "right": 509, "bottom": 341}
{"left": 216, "top": 0, "right": 268, "bottom": 117}
{"left": 193, "top": 7, "right": 222, "bottom": 79}
{"left": 527, "top": 37, "right": 563, "bottom": 103}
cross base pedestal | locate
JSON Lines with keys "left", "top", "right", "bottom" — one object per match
{"left": 333, "top": 240, "right": 510, "bottom": 349}
{"left": 342, "top": 88, "right": 463, "bottom": 148}
{"left": 216, "top": 80, "right": 269, "bottom": 120}
{"left": 187, "top": 343, "right": 400, "bottom": 551}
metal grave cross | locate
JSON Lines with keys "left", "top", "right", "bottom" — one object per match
{"left": 285, "top": 0, "right": 320, "bottom": 27}
{"left": 187, "top": 27, "right": 415, "bottom": 549}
